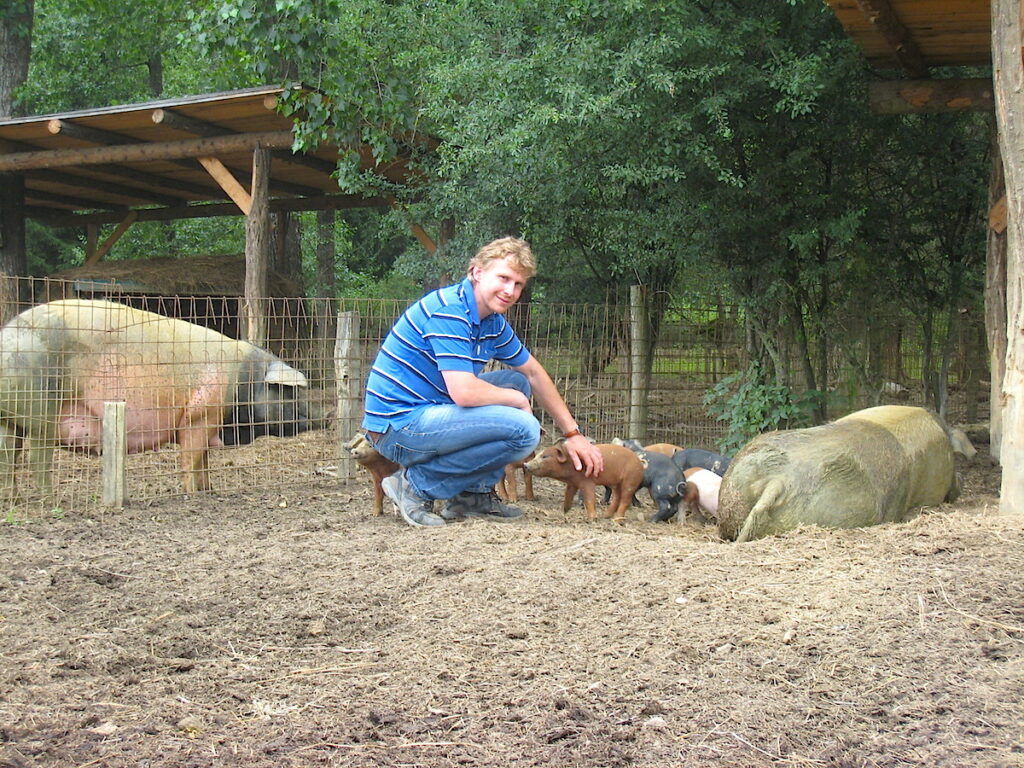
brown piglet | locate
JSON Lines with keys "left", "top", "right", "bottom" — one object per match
{"left": 525, "top": 443, "right": 644, "bottom": 522}
{"left": 644, "top": 442, "right": 683, "bottom": 457}
{"left": 497, "top": 458, "right": 535, "bottom": 502}
{"left": 343, "top": 433, "right": 400, "bottom": 517}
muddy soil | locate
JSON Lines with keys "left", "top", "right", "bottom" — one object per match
{"left": 1, "top": 443, "right": 1021, "bottom": 768}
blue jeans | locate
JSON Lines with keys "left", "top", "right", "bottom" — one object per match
{"left": 370, "top": 370, "right": 541, "bottom": 500}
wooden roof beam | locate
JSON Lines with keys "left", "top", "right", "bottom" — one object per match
{"left": 47, "top": 117, "right": 302, "bottom": 197}
{"left": 854, "top": 0, "right": 929, "bottom": 78}
{"left": 153, "top": 107, "right": 339, "bottom": 176}
{"left": 28, "top": 193, "right": 391, "bottom": 227}
{"left": 89, "top": 163, "right": 223, "bottom": 199}
{"left": 25, "top": 188, "right": 126, "bottom": 211}
{"left": 83, "top": 211, "right": 139, "bottom": 266}
{"left": 3, "top": 134, "right": 216, "bottom": 202}
{"left": 198, "top": 155, "right": 253, "bottom": 215}
{"left": 0, "top": 131, "right": 295, "bottom": 172}
{"left": 25, "top": 168, "right": 185, "bottom": 207}
{"left": 48, "top": 118, "right": 143, "bottom": 146}
{"left": 869, "top": 78, "right": 994, "bottom": 114}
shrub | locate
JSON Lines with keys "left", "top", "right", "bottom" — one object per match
{"left": 704, "top": 362, "right": 820, "bottom": 454}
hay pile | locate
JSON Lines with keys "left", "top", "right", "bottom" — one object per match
{"left": 45, "top": 253, "right": 301, "bottom": 297}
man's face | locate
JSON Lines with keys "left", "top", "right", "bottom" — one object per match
{"left": 471, "top": 256, "right": 529, "bottom": 317}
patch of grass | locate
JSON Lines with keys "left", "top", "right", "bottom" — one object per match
{"left": 2, "top": 507, "right": 29, "bottom": 525}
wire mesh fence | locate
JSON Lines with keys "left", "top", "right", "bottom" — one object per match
{"left": 0, "top": 278, "right": 989, "bottom": 513}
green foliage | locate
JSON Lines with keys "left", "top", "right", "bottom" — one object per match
{"left": 25, "top": 220, "right": 80, "bottom": 274}
{"left": 704, "top": 362, "right": 820, "bottom": 454}
{"left": 22, "top": 0, "right": 196, "bottom": 112}
{"left": 2, "top": 507, "right": 28, "bottom": 525}
{"left": 17, "top": 0, "right": 990, "bottom": 351}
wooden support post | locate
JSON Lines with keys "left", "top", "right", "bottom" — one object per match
{"left": 83, "top": 210, "right": 138, "bottom": 266}
{"left": 628, "top": 284, "right": 649, "bottom": 442}
{"left": 101, "top": 401, "right": 126, "bottom": 509}
{"left": 85, "top": 223, "right": 98, "bottom": 262}
{"left": 986, "top": 129, "right": 1008, "bottom": 461}
{"left": 334, "top": 310, "right": 362, "bottom": 480}
{"left": 244, "top": 146, "right": 270, "bottom": 347}
{"left": 198, "top": 156, "right": 252, "bottom": 214}
{"left": 993, "top": 0, "right": 1024, "bottom": 512}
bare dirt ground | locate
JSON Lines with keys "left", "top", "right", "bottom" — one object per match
{"left": 1, "top": 439, "right": 1021, "bottom": 768}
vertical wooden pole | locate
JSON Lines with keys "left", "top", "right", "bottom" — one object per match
{"left": 628, "top": 285, "right": 649, "bottom": 442}
{"left": 85, "top": 223, "right": 98, "bottom": 263}
{"left": 334, "top": 310, "right": 361, "bottom": 480}
{"left": 244, "top": 146, "right": 270, "bottom": 347}
{"left": 101, "top": 401, "right": 126, "bottom": 509}
{"left": 986, "top": 128, "right": 1007, "bottom": 461}
{"left": 993, "top": 0, "right": 1024, "bottom": 512}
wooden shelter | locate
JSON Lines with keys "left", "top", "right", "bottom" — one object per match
{"left": 0, "top": 84, "right": 434, "bottom": 343}
{"left": 822, "top": 0, "right": 1024, "bottom": 516}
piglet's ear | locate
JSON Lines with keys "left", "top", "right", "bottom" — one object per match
{"left": 555, "top": 445, "right": 570, "bottom": 463}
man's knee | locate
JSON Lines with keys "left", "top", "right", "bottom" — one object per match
{"left": 511, "top": 415, "right": 542, "bottom": 458}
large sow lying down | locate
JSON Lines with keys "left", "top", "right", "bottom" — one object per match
{"left": 0, "top": 299, "right": 317, "bottom": 495}
{"left": 717, "top": 405, "right": 962, "bottom": 543}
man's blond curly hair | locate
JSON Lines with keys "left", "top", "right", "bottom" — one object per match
{"left": 467, "top": 236, "right": 537, "bottom": 279}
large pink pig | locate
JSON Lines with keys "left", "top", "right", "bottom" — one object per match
{"left": 0, "top": 299, "right": 317, "bottom": 494}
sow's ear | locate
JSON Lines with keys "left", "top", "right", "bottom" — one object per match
{"left": 266, "top": 360, "right": 308, "bottom": 388}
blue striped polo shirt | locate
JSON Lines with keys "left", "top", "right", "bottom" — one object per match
{"left": 362, "top": 277, "right": 531, "bottom": 431}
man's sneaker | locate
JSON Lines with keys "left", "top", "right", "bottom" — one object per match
{"left": 381, "top": 471, "right": 445, "bottom": 528}
{"left": 442, "top": 490, "right": 524, "bottom": 522}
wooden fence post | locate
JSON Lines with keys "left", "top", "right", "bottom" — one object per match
{"left": 334, "top": 310, "right": 362, "bottom": 480}
{"left": 628, "top": 285, "right": 649, "bottom": 441}
{"left": 101, "top": 401, "right": 126, "bottom": 509}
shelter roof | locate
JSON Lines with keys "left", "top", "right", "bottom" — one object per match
{"left": 0, "top": 85, "right": 427, "bottom": 227}
{"left": 823, "top": 0, "right": 990, "bottom": 75}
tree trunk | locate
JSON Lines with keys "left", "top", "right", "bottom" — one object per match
{"left": 270, "top": 211, "right": 302, "bottom": 288}
{"left": 992, "top": 0, "right": 1024, "bottom": 513}
{"left": 921, "top": 310, "right": 936, "bottom": 408}
{"left": 0, "top": 0, "right": 33, "bottom": 320}
{"left": 985, "top": 127, "right": 1008, "bottom": 460}
{"left": 0, "top": 0, "right": 33, "bottom": 118}
{"left": 0, "top": 173, "right": 26, "bottom": 323}
{"left": 936, "top": 304, "right": 956, "bottom": 420}
{"left": 313, "top": 209, "right": 337, "bottom": 386}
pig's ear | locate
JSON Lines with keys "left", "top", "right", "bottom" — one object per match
{"left": 555, "top": 445, "right": 570, "bottom": 463}
{"left": 266, "top": 360, "right": 308, "bottom": 387}
{"left": 676, "top": 481, "right": 687, "bottom": 496}
{"left": 640, "top": 456, "right": 649, "bottom": 469}
{"left": 343, "top": 433, "right": 364, "bottom": 452}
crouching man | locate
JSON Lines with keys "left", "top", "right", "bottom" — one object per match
{"left": 362, "top": 236, "right": 603, "bottom": 527}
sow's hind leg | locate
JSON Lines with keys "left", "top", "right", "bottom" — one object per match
{"left": 0, "top": 424, "right": 21, "bottom": 498}
{"left": 176, "top": 406, "right": 224, "bottom": 493}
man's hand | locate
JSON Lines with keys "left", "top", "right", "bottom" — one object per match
{"left": 565, "top": 434, "right": 603, "bottom": 477}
